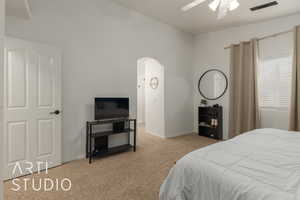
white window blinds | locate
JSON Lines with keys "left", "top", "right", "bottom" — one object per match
{"left": 258, "top": 57, "right": 292, "bottom": 107}
{"left": 258, "top": 32, "right": 293, "bottom": 109}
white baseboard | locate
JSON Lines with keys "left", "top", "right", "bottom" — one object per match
{"left": 62, "top": 154, "right": 85, "bottom": 164}
{"left": 164, "top": 131, "right": 195, "bottom": 138}
{"left": 77, "top": 154, "right": 85, "bottom": 160}
{"left": 146, "top": 130, "right": 165, "bottom": 138}
{"left": 147, "top": 130, "right": 195, "bottom": 139}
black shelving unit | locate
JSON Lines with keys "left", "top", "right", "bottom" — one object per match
{"left": 198, "top": 106, "right": 223, "bottom": 140}
{"left": 86, "top": 118, "right": 136, "bottom": 164}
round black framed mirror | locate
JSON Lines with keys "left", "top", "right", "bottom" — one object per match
{"left": 198, "top": 69, "right": 228, "bottom": 100}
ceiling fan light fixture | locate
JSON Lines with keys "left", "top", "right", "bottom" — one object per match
{"left": 229, "top": 0, "right": 239, "bottom": 11}
{"left": 209, "top": 0, "right": 221, "bottom": 11}
{"left": 182, "top": 0, "right": 241, "bottom": 18}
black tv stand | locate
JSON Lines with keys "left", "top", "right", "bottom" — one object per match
{"left": 86, "top": 118, "right": 137, "bottom": 164}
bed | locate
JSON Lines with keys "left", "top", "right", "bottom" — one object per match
{"left": 160, "top": 129, "right": 300, "bottom": 200}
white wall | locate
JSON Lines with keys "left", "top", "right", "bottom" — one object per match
{"left": 137, "top": 61, "right": 146, "bottom": 124}
{"left": 6, "top": 0, "right": 194, "bottom": 162}
{"left": 144, "top": 58, "right": 165, "bottom": 138}
{"left": 194, "top": 13, "right": 300, "bottom": 139}
{"left": 260, "top": 108, "right": 290, "bottom": 130}
{"left": 0, "top": 0, "right": 4, "bottom": 199}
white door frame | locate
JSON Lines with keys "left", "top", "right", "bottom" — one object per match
{"left": 0, "top": 0, "right": 5, "bottom": 199}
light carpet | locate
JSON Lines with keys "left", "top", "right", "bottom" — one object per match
{"left": 4, "top": 127, "right": 216, "bottom": 200}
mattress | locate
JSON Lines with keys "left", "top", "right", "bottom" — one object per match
{"left": 160, "top": 129, "right": 300, "bottom": 200}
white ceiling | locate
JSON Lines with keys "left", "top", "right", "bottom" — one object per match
{"left": 113, "top": 0, "right": 300, "bottom": 34}
{"left": 6, "top": 0, "right": 31, "bottom": 19}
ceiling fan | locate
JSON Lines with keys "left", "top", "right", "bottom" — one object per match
{"left": 181, "top": 0, "right": 240, "bottom": 19}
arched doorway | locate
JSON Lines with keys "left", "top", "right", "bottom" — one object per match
{"left": 137, "top": 58, "right": 165, "bottom": 138}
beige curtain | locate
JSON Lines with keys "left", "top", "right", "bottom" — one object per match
{"left": 289, "top": 26, "right": 300, "bottom": 131}
{"left": 229, "top": 39, "right": 261, "bottom": 138}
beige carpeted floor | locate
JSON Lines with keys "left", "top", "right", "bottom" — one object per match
{"left": 4, "top": 127, "right": 216, "bottom": 200}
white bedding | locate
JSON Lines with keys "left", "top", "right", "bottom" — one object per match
{"left": 160, "top": 129, "right": 300, "bottom": 200}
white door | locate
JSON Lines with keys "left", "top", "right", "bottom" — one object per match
{"left": 3, "top": 37, "right": 62, "bottom": 179}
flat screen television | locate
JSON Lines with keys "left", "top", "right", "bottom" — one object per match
{"left": 95, "top": 98, "right": 129, "bottom": 120}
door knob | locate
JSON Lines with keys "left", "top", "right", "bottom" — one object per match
{"left": 50, "top": 110, "right": 60, "bottom": 115}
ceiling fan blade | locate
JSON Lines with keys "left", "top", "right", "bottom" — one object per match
{"left": 209, "top": 0, "right": 221, "bottom": 11}
{"left": 181, "top": 0, "right": 208, "bottom": 12}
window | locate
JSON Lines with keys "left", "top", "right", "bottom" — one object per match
{"left": 258, "top": 57, "right": 292, "bottom": 108}
{"left": 258, "top": 32, "right": 293, "bottom": 109}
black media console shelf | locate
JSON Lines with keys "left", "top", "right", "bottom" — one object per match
{"left": 198, "top": 106, "right": 223, "bottom": 140}
{"left": 86, "top": 118, "right": 136, "bottom": 164}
